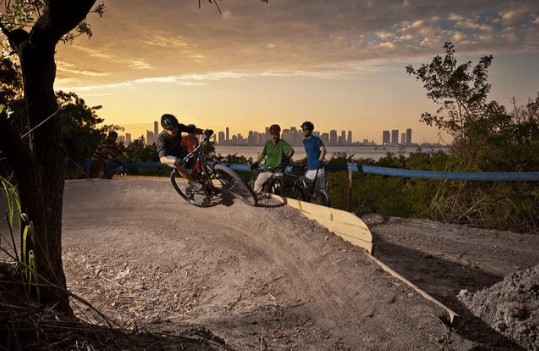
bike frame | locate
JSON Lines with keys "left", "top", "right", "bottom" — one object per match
{"left": 254, "top": 165, "right": 284, "bottom": 195}
{"left": 170, "top": 133, "right": 258, "bottom": 207}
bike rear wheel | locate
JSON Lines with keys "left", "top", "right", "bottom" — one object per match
{"left": 170, "top": 170, "right": 211, "bottom": 207}
{"left": 312, "top": 188, "right": 331, "bottom": 207}
{"left": 214, "top": 164, "right": 258, "bottom": 206}
{"left": 271, "top": 179, "right": 283, "bottom": 196}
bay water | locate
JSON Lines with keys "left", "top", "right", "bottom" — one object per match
{"left": 214, "top": 145, "right": 449, "bottom": 162}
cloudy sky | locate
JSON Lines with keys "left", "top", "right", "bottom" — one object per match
{"left": 54, "top": 0, "right": 539, "bottom": 144}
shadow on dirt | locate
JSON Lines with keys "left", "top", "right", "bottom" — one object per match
{"left": 371, "top": 235, "right": 526, "bottom": 350}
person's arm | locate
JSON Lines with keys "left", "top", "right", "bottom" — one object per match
{"left": 178, "top": 123, "right": 204, "bottom": 135}
{"left": 160, "top": 155, "right": 177, "bottom": 166}
{"left": 157, "top": 134, "right": 173, "bottom": 165}
{"left": 254, "top": 144, "right": 267, "bottom": 164}
{"left": 250, "top": 144, "right": 267, "bottom": 169}
{"left": 286, "top": 146, "right": 295, "bottom": 159}
{"left": 319, "top": 145, "right": 327, "bottom": 162}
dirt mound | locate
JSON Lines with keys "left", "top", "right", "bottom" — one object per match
{"left": 458, "top": 264, "right": 539, "bottom": 351}
{"left": 3, "top": 178, "right": 539, "bottom": 350}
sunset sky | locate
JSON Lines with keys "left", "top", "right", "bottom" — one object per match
{"left": 54, "top": 0, "right": 539, "bottom": 144}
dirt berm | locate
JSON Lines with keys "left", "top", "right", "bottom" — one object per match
{"left": 19, "top": 178, "right": 539, "bottom": 350}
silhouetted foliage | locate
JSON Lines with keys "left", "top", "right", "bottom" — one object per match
{"left": 405, "top": 43, "right": 539, "bottom": 232}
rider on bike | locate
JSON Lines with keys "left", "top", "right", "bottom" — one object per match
{"left": 301, "top": 121, "right": 327, "bottom": 189}
{"left": 250, "top": 124, "right": 294, "bottom": 196}
{"left": 157, "top": 114, "right": 212, "bottom": 191}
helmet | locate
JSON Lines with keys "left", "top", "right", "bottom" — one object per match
{"left": 161, "top": 114, "right": 179, "bottom": 129}
{"left": 108, "top": 131, "right": 118, "bottom": 138}
{"left": 188, "top": 124, "right": 196, "bottom": 129}
{"left": 269, "top": 124, "right": 281, "bottom": 135}
{"left": 301, "top": 121, "right": 314, "bottom": 130}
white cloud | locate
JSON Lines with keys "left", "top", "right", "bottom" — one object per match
{"left": 379, "top": 42, "right": 395, "bottom": 49}
{"left": 57, "top": 66, "right": 109, "bottom": 77}
{"left": 377, "top": 31, "right": 395, "bottom": 40}
{"left": 141, "top": 35, "right": 189, "bottom": 48}
{"left": 451, "top": 32, "right": 467, "bottom": 43}
{"left": 129, "top": 60, "right": 153, "bottom": 70}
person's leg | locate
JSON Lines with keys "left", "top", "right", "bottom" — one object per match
{"left": 253, "top": 172, "right": 270, "bottom": 194}
{"left": 167, "top": 155, "right": 197, "bottom": 183}
{"left": 315, "top": 168, "right": 326, "bottom": 190}
{"left": 305, "top": 169, "right": 325, "bottom": 190}
{"left": 97, "top": 160, "right": 107, "bottom": 179}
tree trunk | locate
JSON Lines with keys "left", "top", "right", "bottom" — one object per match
{"left": 0, "top": 0, "right": 97, "bottom": 314}
{"left": 18, "top": 36, "right": 71, "bottom": 312}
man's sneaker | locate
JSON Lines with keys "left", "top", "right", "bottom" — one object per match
{"left": 255, "top": 192, "right": 270, "bottom": 200}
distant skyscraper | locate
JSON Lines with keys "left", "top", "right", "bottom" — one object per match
{"left": 347, "top": 131, "right": 352, "bottom": 145}
{"left": 391, "top": 129, "right": 399, "bottom": 146}
{"left": 154, "top": 121, "right": 158, "bottom": 136}
{"left": 218, "top": 131, "right": 225, "bottom": 145}
{"left": 383, "top": 130, "right": 390, "bottom": 145}
{"left": 401, "top": 133, "right": 406, "bottom": 145}
{"left": 406, "top": 128, "right": 412, "bottom": 146}
{"left": 321, "top": 133, "right": 329, "bottom": 145}
{"left": 126, "top": 133, "right": 132, "bottom": 145}
{"left": 226, "top": 127, "right": 229, "bottom": 142}
{"left": 147, "top": 131, "right": 155, "bottom": 145}
{"left": 330, "top": 130, "right": 337, "bottom": 146}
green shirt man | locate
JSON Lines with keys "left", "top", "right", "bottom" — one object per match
{"left": 251, "top": 124, "right": 295, "bottom": 195}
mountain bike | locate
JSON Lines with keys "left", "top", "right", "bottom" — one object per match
{"left": 289, "top": 163, "right": 331, "bottom": 207}
{"left": 107, "top": 159, "right": 130, "bottom": 179}
{"left": 250, "top": 165, "right": 285, "bottom": 196}
{"left": 169, "top": 131, "right": 258, "bottom": 207}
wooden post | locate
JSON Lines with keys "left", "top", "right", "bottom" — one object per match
{"left": 348, "top": 169, "right": 353, "bottom": 211}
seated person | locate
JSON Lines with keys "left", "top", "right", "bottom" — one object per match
{"left": 250, "top": 124, "right": 294, "bottom": 196}
{"left": 90, "top": 130, "right": 130, "bottom": 179}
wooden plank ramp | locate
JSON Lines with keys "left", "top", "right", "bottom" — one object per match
{"left": 269, "top": 194, "right": 373, "bottom": 254}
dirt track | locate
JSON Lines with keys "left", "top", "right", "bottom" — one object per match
{"left": 8, "top": 178, "right": 539, "bottom": 350}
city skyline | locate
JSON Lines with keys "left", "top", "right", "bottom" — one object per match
{"left": 117, "top": 122, "right": 420, "bottom": 147}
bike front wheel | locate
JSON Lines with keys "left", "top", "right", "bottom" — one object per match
{"left": 214, "top": 164, "right": 258, "bottom": 206}
{"left": 290, "top": 181, "right": 307, "bottom": 202}
{"left": 170, "top": 170, "right": 211, "bottom": 207}
{"left": 312, "top": 188, "right": 331, "bottom": 207}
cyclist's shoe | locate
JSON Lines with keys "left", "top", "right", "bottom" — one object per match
{"left": 255, "top": 192, "right": 270, "bottom": 200}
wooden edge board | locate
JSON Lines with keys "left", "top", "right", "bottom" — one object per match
{"left": 368, "top": 254, "right": 459, "bottom": 324}
{"left": 269, "top": 194, "right": 373, "bottom": 254}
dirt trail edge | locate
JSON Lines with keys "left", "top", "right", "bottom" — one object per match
{"left": 59, "top": 179, "right": 539, "bottom": 351}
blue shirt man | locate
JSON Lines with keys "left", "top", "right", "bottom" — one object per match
{"left": 301, "top": 121, "right": 327, "bottom": 189}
